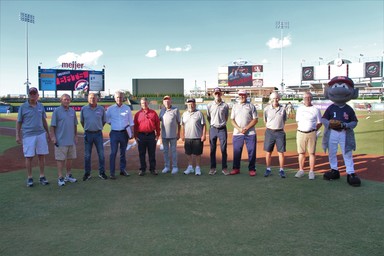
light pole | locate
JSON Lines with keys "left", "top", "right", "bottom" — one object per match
{"left": 359, "top": 54, "right": 364, "bottom": 63}
{"left": 276, "top": 21, "right": 289, "bottom": 92}
{"left": 359, "top": 54, "right": 363, "bottom": 82}
{"left": 300, "top": 59, "right": 305, "bottom": 88}
{"left": 19, "top": 12, "right": 35, "bottom": 95}
{"left": 318, "top": 57, "right": 323, "bottom": 66}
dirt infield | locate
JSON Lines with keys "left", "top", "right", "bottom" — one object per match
{"left": 1, "top": 117, "right": 383, "bottom": 182}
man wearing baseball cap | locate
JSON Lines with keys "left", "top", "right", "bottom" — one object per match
{"left": 16, "top": 87, "right": 51, "bottom": 187}
{"left": 207, "top": 87, "right": 229, "bottom": 175}
{"left": 181, "top": 98, "right": 206, "bottom": 176}
{"left": 159, "top": 95, "right": 181, "bottom": 174}
{"left": 230, "top": 90, "right": 258, "bottom": 176}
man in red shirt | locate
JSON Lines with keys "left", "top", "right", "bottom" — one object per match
{"left": 134, "top": 97, "right": 161, "bottom": 176}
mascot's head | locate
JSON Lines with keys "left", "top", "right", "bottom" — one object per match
{"left": 324, "top": 76, "right": 358, "bottom": 106}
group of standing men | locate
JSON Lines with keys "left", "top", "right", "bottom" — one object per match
{"left": 16, "top": 85, "right": 357, "bottom": 187}
{"left": 16, "top": 88, "right": 160, "bottom": 186}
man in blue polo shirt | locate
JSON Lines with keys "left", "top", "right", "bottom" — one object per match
{"left": 51, "top": 94, "right": 78, "bottom": 186}
{"left": 16, "top": 87, "right": 50, "bottom": 187}
{"left": 80, "top": 93, "right": 107, "bottom": 181}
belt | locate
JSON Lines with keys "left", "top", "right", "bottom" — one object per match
{"left": 112, "top": 130, "right": 126, "bottom": 132}
{"left": 139, "top": 132, "right": 155, "bottom": 136}
{"left": 211, "top": 126, "right": 226, "bottom": 130}
{"left": 267, "top": 128, "right": 284, "bottom": 132}
{"left": 298, "top": 129, "right": 316, "bottom": 133}
{"left": 86, "top": 130, "right": 101, "bottom": 133}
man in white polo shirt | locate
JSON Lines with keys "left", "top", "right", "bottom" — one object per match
{"left": 295, "top": 92, "right": 322, "bottom": 180}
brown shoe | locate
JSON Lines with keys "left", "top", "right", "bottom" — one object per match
{"left": 139, "top": 171, "right": 146, "bottom": 176}
{"left": 150, "top": 170, "right": 158, "bottom": 175}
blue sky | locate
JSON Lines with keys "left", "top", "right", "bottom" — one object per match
{"left": 0, "top": 0, "right": 383, "bottom": 96}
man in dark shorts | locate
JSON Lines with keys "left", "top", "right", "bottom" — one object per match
{"left": 263, "top": 92, "right": 287, "bottom": 178}
{"left": 181, "top": 98, "right": 206, "bottom": 176}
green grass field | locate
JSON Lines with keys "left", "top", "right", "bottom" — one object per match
{"left": 0, "top": 168, "right": 383, "bottom": 256}
{"left": 0, "top": 110, "right": 383, "bottom": 256}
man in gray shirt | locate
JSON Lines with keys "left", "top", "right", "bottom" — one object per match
{"left": 181, "top": 98, "right": 206, "bottom": 176}
{"left": 80, "top": 93, "right": 107, "bottom": 181}
{"left": 159, "top": 95, "right": 181, "bottom": 175}
{"left": 263, "top": 92, "right": 287, "bottom": 178}
{"left": 50, "top": 94, "right": 78, "bottom": 186}
{"left": 16, "top": 87, "right": 50, "bottom": 187}
{"left": 230, "top": 90, "right": 258, "bottom": 176}
{"left": 207, "top": 88, "right": 229, "bottom": 175}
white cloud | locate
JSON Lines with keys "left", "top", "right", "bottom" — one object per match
{"left": 56, "top": 50, "right": 103, "bottom": 65}
{"left": 266, "top": 35, "right": 292, "bottom": 49}
{"left": 262, "top": 59, "right": 269, "bottom": 64}
{"left": 165, "top": 44, "right": 192, "bottom": 52}
{"left": 145, "top": 49, "right": 158, "bottom": 58}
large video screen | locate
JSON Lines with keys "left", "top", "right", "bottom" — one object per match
{"left": 228, "top": 65, "right": 263, "bottom": 87}
{"left": 39, "top": 67, "right": 104, "bottom": 92}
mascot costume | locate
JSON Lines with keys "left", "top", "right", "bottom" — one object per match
{"left": 322, "top": 76, "right": 361, "bottom": 187}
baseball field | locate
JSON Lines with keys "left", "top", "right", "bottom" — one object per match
{"left": 0, "top": 110, "right": 383, "bottom": 256}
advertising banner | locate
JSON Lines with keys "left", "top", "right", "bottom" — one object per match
{"left": 56, "top": 70, "right": 89, "bottom": 91}
{"left": 38, "top": 67, "right": 105, "bottom": 92}
{"left": 39, "top": 68, "right": 56, "bottom": 91}
{"left": 228, "top": 65, "right": 253, "bottom": 87}
{"left": 89, "top": 71, "right": 104, "bottom": 91}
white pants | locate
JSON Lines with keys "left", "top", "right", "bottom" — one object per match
{"left": 23, "top": 133, "right": 49, "bottom": 157}
{"left": 328, "top": 130, "right": 354, "bottom": 174}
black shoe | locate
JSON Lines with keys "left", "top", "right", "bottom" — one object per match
{"left": 323, "top": 169, "right": 340, "bottom": 180}
{"left": 347, "top": 173, "right": 361, "bottom": 187}
{"left": 99, "top": 173, "right": 108, "bottom": 180}
{"left": 39, "top": 176, "right": 50, "bottom": 185}
{"left": 110, "top": 175, "right": 116, "bottom": 180}
{"left": 150, "top": 170, "right": 158, "bottom": 176}
{"left": 83, "top": 173, "right": 91, "bottom": 181}
{"left": 120, "top": 170, "right": 130, "bottom": 176}
{"left": 139, "top": 171, "right": 146, "bottom": 176}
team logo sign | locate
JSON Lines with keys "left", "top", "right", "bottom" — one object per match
{"left": 365, "top": 62, "right": 383, "bottom": 78}
{"left": 302, "top": 67, "right": 314, "bottom": 81}
{"left": 75, "top": 79, "right": 89, "bottom": 91}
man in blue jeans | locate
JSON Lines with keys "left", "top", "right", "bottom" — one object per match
{"left": 80, "top": 93, "right": 107, "bottom": 181}
{"left": 106, "top": 91, "right": 134, "bottom": 179}
{"left": 230, "top": 90, "right": 258, "bottom": 176}
{"left": 207, "top": 87, "right": 229, "bottom": 175}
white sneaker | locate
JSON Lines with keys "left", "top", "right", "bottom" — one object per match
{"left": 184, "top": 166, "right": 194, "bottom": 175}
{"left": 58, "top": 177, "right": 65, "bottom": 186}
{"left": 309, "top": 171, "right": 315, "bottom": 180}
{"left": 295, "top": 170, "right": 305, "bottom": 178}
{"left": 162, "top": 167, "right": 170, "bottom": 174}
{"left": 195, "top": 166, "right": 201, "bottom": 176}
{"left": 171, "top": 167, "right": 179, "bottom": 175}
{"left": 64, "top": 174, "right": 77, "bottom": 183}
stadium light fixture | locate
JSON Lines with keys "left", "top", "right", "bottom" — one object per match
{"left": 19, "top": 12, "right": 35, "bottom": 95}
{"left": 275, "top": 21, "right": 289, "bottom": 92}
